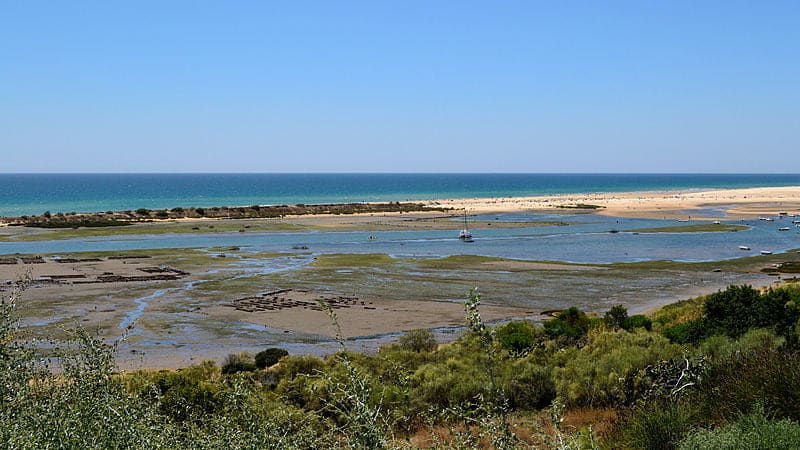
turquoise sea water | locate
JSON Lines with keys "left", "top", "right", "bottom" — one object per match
{"left": 2, "top": 173, "right": 800, "bottom": 217}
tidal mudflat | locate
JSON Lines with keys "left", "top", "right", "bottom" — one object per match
{"left": 3, "top": 187, "right": 800, "bottom": 369}
{"left": 3, "top": 243, "right": 797, "bottom": 369}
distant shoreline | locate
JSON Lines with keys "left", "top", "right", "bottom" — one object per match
{"left": 3, "top": 173, "right": 800, "bottom": 217}
{"left": 3, "top": 185, "right": 800, "bottom": 228}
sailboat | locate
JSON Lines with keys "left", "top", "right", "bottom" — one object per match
{"left": 458, "top": 210, "right": 474, "bottom": 242}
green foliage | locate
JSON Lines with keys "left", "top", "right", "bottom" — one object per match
{"left": 24, "top": 219, "right": 133, "bottom": 228}
{"left": 410, "top": 351, "right": 492, "bottom": 411}
{"left": 149, "top": 370, "right": 223, "bottom": 423}
{"left": 221, "top": 352, "right": 257, "bottom": 374}
{"left": 255, "top": 347, "right": 289, "bottom": 369}
{"left": 495, "top": 320, "right": 540, "bottom": 353}
{"left": 604, "top": 304, "right": 628, "bottom": 330}
{"left": 663, "top": 318, "right": 708, "bottom": 344}
{"left": 397, "top": 328, "right": 437, "bottom": 353}
{"left": 501, "top": 357, "right": 555, "bottom": 410}
{"left": 7, "top": 282, "right": 800, "bottom": 448}
{"left": 693, "top": 342, "right": 800, "bottom": 422}
{"left": 544, "top": 307, "right": 592, "bottom": 341}
{"left": 665, "top": 285, "right": 800, "bottom": 344}
{"left": 678, "top": 405, "right": 800, "bottom": 450}
{"left": 625, "top": 314, "right": 653, "bottom": 331}
{"left": 618, "top": 400, "right": 698, "bottom": 450}
{"left": 552, "top": 329, "right": 681, "bottom": 407}
{"left": 704, "top": 284, "right": 800, "bottom": 339}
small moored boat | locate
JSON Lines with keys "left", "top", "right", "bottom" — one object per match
{"left": 761, "top": 250, "right": 773, "bottom": 255}
{"left": 458, "top": 210, "right": 473, "bottom": 242}
{"left": 739, "top": 246, "right": 750, "bottom": 250}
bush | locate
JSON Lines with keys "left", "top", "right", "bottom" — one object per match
{"left": 398, "top": 328, "right": 437, "bottom": 353}
{"left": 604, "top": 304, "right": 628, "bottom": 330}
{"left": 704, "top": 285, "right": 800, "bottom": 340}
{"left": 624, "top": 314, "right": 653, "bottom": 331}
{"left": 544, "top": 307, "right": 592, "bottom": 340}
{"left": 221, "top": 353, "right": 256, "bottom": 374}
{"left": 663, "top": 319, "right": 707, "bottom": 344}
{"left": 150, "top": 371, "right": 222, "bottom": 422}
{"left": 618, "top": 400, "right": 698, "bottom": 450}
{"left": 552, "top": 329, "right": 681, "bottom": 407}
{"left": 495, "top": 320, "right": 539, "bottom": 353}
{"left": 693, "top": 344, "right": 800, "bottom": 422}
{"left": 255, "top": 347, "right": 289, "bottom": 369}
{"left": 502, "top": 358, "right": 555, "bottom": 410}
{"left": 678, "top": 406, "right": 800, "bottom": 449}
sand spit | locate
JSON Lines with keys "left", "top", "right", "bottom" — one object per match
{"left": 424, "top": 186, "right": 800, "bottom": 219}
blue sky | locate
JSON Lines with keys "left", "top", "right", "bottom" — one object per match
{"left": 1, "top": 1, "right": 798, "bottom": 173}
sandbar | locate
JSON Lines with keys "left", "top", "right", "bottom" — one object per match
{"left": 422, "top": 186, "right": 800, "bottom": 219}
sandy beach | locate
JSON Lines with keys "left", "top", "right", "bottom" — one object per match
{"left": 421, "top": 186, "right": 800, "bottom": 219}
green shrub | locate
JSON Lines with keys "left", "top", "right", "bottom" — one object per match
{"left": 618, "top": 400, "right": 698, "bottom": 450}
{"left": 150, "top": 371, "right": 222, "bottom": 422}
{"left": 679, "top": 405, "right": 800, "bottom": 450}
{"left": 604, "top": 304, "right": 628, "bottom": 330}
{"left": 410, "top": 354, "right": 490, "bottom": 412}
{"left": 255, "top": 347, "right": 289, "bottom": 369}
{"left": 495, "top": 320, "right": 539, "bottom": 353}
{"left": 624, "top": 314, "right": 653, "bottom": 331}
{"left": 398, "top": 328, "right": 437, "bottom": 353}
{"left": 275, "top": 354, "right": 325, "bottom": 379}
{"left": 552, "top": 329, "right": 681, "bottom": 407}
{"left": 694, "top": 345, "right": 800, "bottom": 422}
{"left": 544, "top": 307, "right": 592, "bottom": 340}
{"left": 221, "top": 353, "right": 256, "bottom": 374}
{"left": 501, "top": 358, "right": 555, "bottom": 410}
{"left": 663, "top": 319, "right": 707, "bottom": 344}
{"left": 704, "top": 285, "right": 800, "bottom": 340}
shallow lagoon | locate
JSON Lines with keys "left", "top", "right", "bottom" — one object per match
{"left": 2, "top": 212, "right": 798, "bottom": 264}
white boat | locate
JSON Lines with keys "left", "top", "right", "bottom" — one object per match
{"left": 458, "top": 210, "right": 473, "bottom": 242}
{"left": 761, "top": 250, "right": 773, "bottom": 255}
{"left": 713, "top": 220, "right": 721, "bottom": 225}
{"left": 739, "top": 246, "right": 750, "bottom": 250}
{"left": 779, "top": 227, "right": 790, "bottom": 231}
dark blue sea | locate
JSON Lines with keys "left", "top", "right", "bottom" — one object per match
{"left": 1, "top": 173, "right": 800, "bottom": 217}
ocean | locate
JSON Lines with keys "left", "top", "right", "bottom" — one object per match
{"left": 1, "top": 173, "right": 800, "bottom": 217}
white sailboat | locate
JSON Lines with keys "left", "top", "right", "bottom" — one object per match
{"left": 458, "top": 210, "right": 473, "bottom": 242}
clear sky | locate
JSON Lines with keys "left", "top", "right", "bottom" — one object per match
{"left": 1, "top": 1, "right": 798, "bottom": 173}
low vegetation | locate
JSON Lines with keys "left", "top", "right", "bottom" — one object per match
{"left": 1, "top": 202, "right": 448, "bottom": 227}
{"left": 3, "top": 282, "right": 800, "bottom": 448}
{"left": 629, "top": 223, "right": 749, "bottom": 233}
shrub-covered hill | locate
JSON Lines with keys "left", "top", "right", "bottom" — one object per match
{"left": 3, "top": 285, "right": 800, "bottom": 448}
